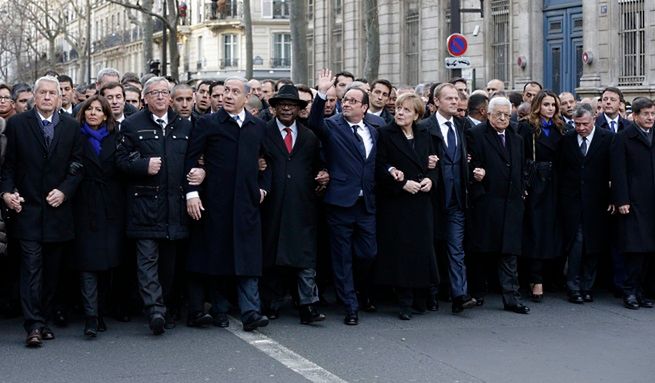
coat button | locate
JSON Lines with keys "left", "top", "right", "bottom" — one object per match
{"left": 173, "top": 135, "right": 177, "bottom": 139}
{"left": 506, "top": 163, "right": 510, "bottom": 167}
{"left": 155, "top": 136, "right": 159, "bottom": 139}
{"left": 139, "top": 136, "right": 143, "bottom": 139}
{"left": 287, "top": 174, "right": 291, "bottom": 179}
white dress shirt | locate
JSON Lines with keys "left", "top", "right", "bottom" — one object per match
{"left": 436, "top": 111, "right": 457, "bottom": 147}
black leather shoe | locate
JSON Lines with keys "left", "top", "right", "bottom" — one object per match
{"left": 503, "top": 303, "right": 530, "bottom": 314}
{"left": 624, "top": 295, "right": 640, "bottom": 310}
{"left": 187, "top": 312, "right": 214, "bottom": 327}
{"left": 212, "top": 313, "right": 230, "bottom": 328}
{"left": 452, "top": 295, "right": 477, "bottom": 313}
{"left": 343, "top": 311, "right": 358, "bottom": 325}
{"left": 638, "top": 297, "right": 654, "bottom": 308}
{"left": 299, "top": 305, "right": 326, "bottom": 325}
{"left": 581, "top": 292, "right": 594, "bottom": 303}
{"left": 473, "top": 296, "right": 485, "bottom": 306}
{"left": 243, "top": 313, "right": 269, "bottom": 332}
{"left": 26, "top": 329, "right": 42, "bottom": 348}
{"left": 361, "top": 299, "right": 377, "bottom": 313}
{"left": 41, "top": 326, "right": 55, "bottom": 340}
{"left": 84, "top": 317, "right": 98, "bottom": 338}
{"left": 568, "top": 292, "right": 584, "bottom": 304}
{"left": 426, "top": 295, "right": 439, "bottom": 311}
{"left": 53, "top": 309, "right": 68, "bottom": 327}
{"left": 149, "top": 313, "right": 166, "bottom": 335}
{"left": 265, "top": 308, "right": 279, "bottom": 320}
{"left": 164, "top": 313, "right": 176, "bottom": 329}
{"left": 398, "top": 308, "right": 412, "bottom": 320}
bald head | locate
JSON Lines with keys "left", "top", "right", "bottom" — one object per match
{"left": 486, "top": 79, "right": 505, "bottom": 97}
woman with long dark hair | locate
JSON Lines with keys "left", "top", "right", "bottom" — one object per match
{"left": 73, "top": 95, "right": 125, "bottom": 337}
{"left": 517, "top": 90, "right": 564, "bottom": 302}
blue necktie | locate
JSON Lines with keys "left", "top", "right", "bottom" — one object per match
{"left": 42, "top": 120, "right": 54, "bottom": 147}
{"left": 580, "top": 137, "right": 587, "bottom": 156}
{"left": 445, "top": 121, "right": 456, "bottom": 159}
{"left": 610, "top": 121, "right": 616, "bottom": 133}
{"left": 352, "top": 124, "right": 366, "bottom": 158}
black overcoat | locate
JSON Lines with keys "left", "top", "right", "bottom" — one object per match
{"left": 72, "top": 131, "right": 125, "bottom": 271}
{"left": 466, "top": 122, "right": 525, "bottom": 255}
{"left": 260, "top": 119, "right": 323, "bottom": 269}
{"left": 0, "top": 110, "right": 83, "bottom": 242}
{"left": 610, "top": 123, "right": 655, "bottom": 253}
{"left": 557, "top": 128, "right": 612, "bottom": 255}
{"left": 115, "top": 109, "right": 191, "bottom": 240}
{"left": 374, "top": 122, "right": 439, "bottom": 288}
{"left": 517, "top": 121, "right": 562, "bottom": 259}
{"left": 184, "top": 109, "right": 272, "bottom": 276}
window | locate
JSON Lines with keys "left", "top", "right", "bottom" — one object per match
{"left": 197, "top": 36, "right": 203, "bottom": 69}
{"left": 490, "top": 0, "right": 510, "bottom": 83}
{"left": 273, "top": 0, "right": 290, "bottom": 19}
{"left": 222, "top": 34, "right": 238, "bottom": 68}
{"left": 331, "top": 0, "right": 343, "bottom": 72}
{"left": 307, "top": 33, "right": 314, "bottom": 82}
{"left": 618, "top": 0, "right": 645, "bottom": 86}
{"left": 307, "top": 0, "right": 314, "bottom": 21}
{"left": 404, "top": 1, "right": 419, "bottom": 85}
{"left": 272, "top": 33, "right": 291, "bottom": 67}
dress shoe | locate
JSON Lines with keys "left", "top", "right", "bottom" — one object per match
{"left": 473, "top": 296, "right": 485, "bottom": 306}
{"left": 624, "top": 295, "right": 640, "bottom": 310}
{"left": 212, "top": 312, "right": 229, "bottom": 328}
{"left": 398, "top": 308, "right": 412, "bottom": 320}
{"left": 581, "top": 292, "right": 594, "bottom": 303}
{"left": 299, "top": 305, "right": 326, "bottom": 325}
{"left": 343, "top": 311, "right": 359, "bottom": 325}
{"left": 530, "top": 283, "right": 544, "bottom": 303}
{"left": 452, "top": 296, "right": 477, "bottom": 313}
{"left": 97, "top": 317, "right": 107, "bottom": 332}
{"left": 426, "top": 295, "right": 439, "bottom": 311}
{"left": 265, "top": 308, "right": 280, "bottom": 320}
{"left": 164, "top": 313, "right": 176, "bottom": 329}
{"left": 568, "top": 292, "right": 584, "bottom": 304}
{"left": 638, "top": 297, "right": 654, "bottom": 308}
{"left": 243, "top": 313, "right": 269, "bottom": 332}
{"left": 361, "top": 299, "right": 377, "bottom": 313}
{"left": 149, "top": 313, "right": 166, "bottom": 335}
{"left": 84, "top": 317, "right": 98, "bottom": 338}
{"left": 25, "top": 329, "right": 42, "bottom": 348}
{"left": 187, "top": 312, "right": 214, "bottom": 328}
{"left": 53, "top": 309, "right": 68, "bottom": 327}
{"left": 41, "top": 326, "right": 55, "bottom": 340}
{"left": 503, "top": 303, "right": 530, "bottom": 314}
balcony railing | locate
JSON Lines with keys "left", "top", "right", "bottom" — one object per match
{"left": 205, "top": 0, "right": 241, "bottom": 21}
{"left": 220, "top": 58, "right": 239, "bottom": 69}
{"left": 270, "top": 57, "right": 291, "bottom": 68}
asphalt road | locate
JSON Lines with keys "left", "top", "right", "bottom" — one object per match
{"left": 1, "top": 292, "right": 653, "bottom": 383}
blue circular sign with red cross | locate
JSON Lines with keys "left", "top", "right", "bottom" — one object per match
{"left": 447, "top": 33, "right": 468, "bottom": 57}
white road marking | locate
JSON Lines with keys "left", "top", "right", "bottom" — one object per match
{"left": 227, "top": 316, "right": 349, "bottom": 383}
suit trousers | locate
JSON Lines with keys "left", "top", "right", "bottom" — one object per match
{"left": 443, "top": 205, "right": 468, "bottom": 298}
{"left": 623, "top": 252, "right": 651, "bottom": 297}
{"left": 80, "top": 271, "right": 109, "bottom": 317}
{"left": 135, "top": 239, "right": 177, "bottom": 316}
{"left": 212, "top": 277, "right": 261, "bottom": 322}
{"left": 469, "top": 252, "right": 521, "bottom": 306}
{"left": 187, "top": 272, "right": 217, "bottom": 315}
{"left": 326, "top": 200, "right": 377, "bottom": 313}
{"left": 19, "top": 240, "right": 64, "bottom": 333}
{"left": 566, "top": 225, "right": 599, "bottom": 293}
{"left": 262, "top": 267, "right": 320, "bottom": 310}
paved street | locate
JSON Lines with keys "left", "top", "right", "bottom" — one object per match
{"left": 1, "top": 292, "right": 654, "bottom": 383}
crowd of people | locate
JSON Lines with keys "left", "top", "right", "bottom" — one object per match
{"left": 0, "top": 66, "right": 653, "bottom": 348}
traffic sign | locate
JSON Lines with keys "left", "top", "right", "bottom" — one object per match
{"left": 447, "top": 33, "right": 468, "bottom": 57}
{"left": 445, "top": 56, "right": 471, "bottom": 69}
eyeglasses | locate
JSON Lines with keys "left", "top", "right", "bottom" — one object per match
{"left": 146, "top": 90, "right": 170, "bottom": 97}
{"left": 342, "top": 97, "right": 363, "bottom": 105}
{"left": 0, "top": 96, "right": 11, "bottom": 102}
{"left": 491, "top": 112, "right": 511, "bottom": 120}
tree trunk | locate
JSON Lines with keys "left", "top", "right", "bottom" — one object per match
{"left": 142, "top": 0, "right": 154, "bottom": 75}
{"left": 289, "top": 0, "right": 308, "bottom": 85}
{"left": 363, "top": 0, "right": 380, "bottom": 81}
{"left": 243, "top": 0, "right": 253, "bottom": 79}
{"left": 166, "top": 0, "right": 180, "bottom": 80}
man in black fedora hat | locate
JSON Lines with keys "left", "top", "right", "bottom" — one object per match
{"left": 260, "top": 84, "right": 330, "bottom": 324}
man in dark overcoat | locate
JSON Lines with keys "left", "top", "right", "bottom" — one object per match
{"left": 1, "top": 76, "right": 83, "bottom": 347}
{"left": 260, "top": 84, "right": 328, "bottom": 324}
{"left": 557, "top": 103, "right": 613, "bottom": 304}
{"left": 611, "top": 97, "right": 655, "bottom": 310}
{"left": 465, "top": 96, "right": 529, "bottom": 314}
{"left": 115, "top": 76, "right": 192, "bottom": 335}
{"left": 185, "top": 77, "right": 272, "bottom": 331}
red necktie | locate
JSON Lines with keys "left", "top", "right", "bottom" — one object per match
{"left": 283, "top": 127, "right": 293, "bottom": 153}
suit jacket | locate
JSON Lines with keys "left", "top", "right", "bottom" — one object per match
{"left": 557, "top": 128, "right": 612, "bottom": 254}
{"left": 308, "top": 95, "right": 380, "bottom": 213}
{"left": 261, "top": 119, "right": 323, "bottom": 269}
{"left": 0, "top": 109, "right": 83, "bottom": 242}
{"left": 595, "top": 113, "right": 630, "bottom": 133}
{"left": 183, "top": 109, "right": 271, "bottom": 276}
{"left": 610, "top": 123, "right": 655, "bottom": 253}
{"left": 466, "top": 122, "right": 525, "bottom": 255}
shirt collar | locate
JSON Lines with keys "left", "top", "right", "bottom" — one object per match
{"left": 604, "top": 113, "right": 619, "bottom": 126}
{"left": 228, "top": 109, "right": 247, "bottom": 123}
{"left": 579, "top": 126, "right": 595, "bottom": 143}
{"left": 276, "top": 118, "right": 297, "bottom": 134}
{"left": 152, "top": 113, "right": 168, "bottom": 126}
{"left": 435, "top": 111, "right": 454, "bottom": 126}
{"left": 37, "top": 111, "right": 53, "bottom": 123}
{"left": 116, "top": 114, "right": 125, "bottom": 123}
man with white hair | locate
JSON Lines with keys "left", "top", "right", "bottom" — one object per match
{"left": 465, "top": 96, "right": 529, "bottom": 315}
{"left": 0, "top": 76, "right": 83, "bottom": 347}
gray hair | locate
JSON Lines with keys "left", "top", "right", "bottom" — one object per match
{"left": 572, "top": 103, "right": 594, "bottom": 119}
{"left": 171, "top": 83, "right": 193, "bottom": 98}
{"left": 225, "top": 76, "right": 251, "bottom": 94}
{"left": 34, "top": 76, "right": 61, "bottom": 96}
{"left": 346, "top": 81, "right": 367, "bottom": 92}
{"left": 487, "top": 96, "right": 512, "bottom": 113}
{"left": 142, "top": 76, "right": 170, "bottom": 96}
{"left": 97, "top": 67, "right": 120, "bottom": 83}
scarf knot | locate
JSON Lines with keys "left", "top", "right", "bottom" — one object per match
{"left": 81, "top": 123, "right": 109, "bottom": 156}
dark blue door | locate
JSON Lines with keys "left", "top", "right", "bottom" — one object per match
{"left": 544, "top": 4, "right": 583, "bottom": 95}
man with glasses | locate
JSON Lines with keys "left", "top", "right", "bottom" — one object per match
{"left": 0, "top": 84, "right": 15, "bottom": 120}
{"left": 466, "top": 96, "right": 529, "bottom": 315}
{"left": 116, "top": 76, "right": 192, "bottom": 335}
